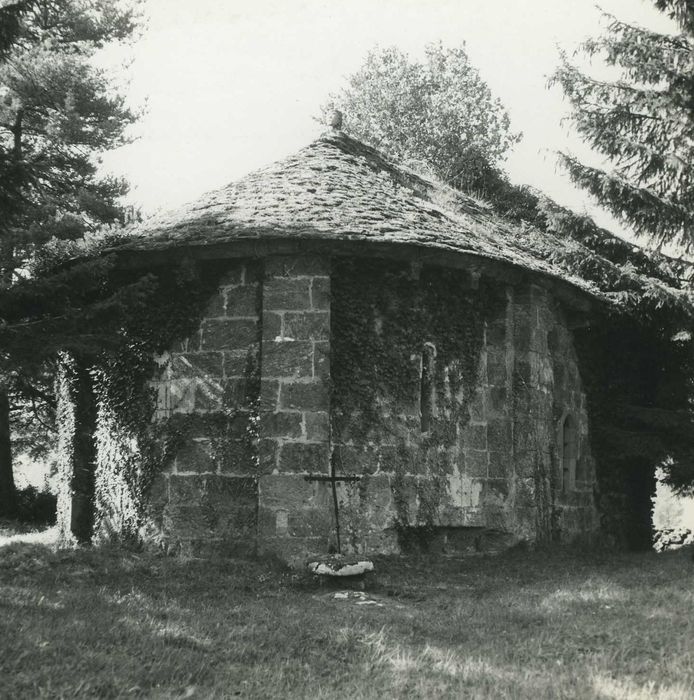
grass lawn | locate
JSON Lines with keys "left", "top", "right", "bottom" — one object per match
{"left": 1, "top": 535, "right": 693, "bottom": 699}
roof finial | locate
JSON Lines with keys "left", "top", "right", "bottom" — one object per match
{"left": 330, "top": 109, "right": 343, "bottom": 131}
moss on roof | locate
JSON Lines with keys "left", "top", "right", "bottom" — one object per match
{"left": 117, "top": 131, "right": 690, "bottom": 308}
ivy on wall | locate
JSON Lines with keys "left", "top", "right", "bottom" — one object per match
{"left": 330, "top": 257, "right": 506, "bottom": 533}
{"left": 55, "top": 354, "right": 77, "bottom": 541}
{"left": 39, "top": 230, "right": 694, "bottom": 553}
{"left": 55, "top": 258, "right": 246, "bottom": 543}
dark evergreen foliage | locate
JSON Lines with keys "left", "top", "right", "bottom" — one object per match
{"left": 0, "top": 0, "right": 142, "bottom": 516}
{"left": 0, "top": 2, "right": 30, "bottom": 58}
{"left": 550, "top": 3, "right": 694, "bottom": 250}
{"left": 0, "top": 0, "right": 141, "bottom": 282}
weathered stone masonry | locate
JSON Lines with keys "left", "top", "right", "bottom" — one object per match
{"left": 56, "top": 131, "right": 666, "bottom": 559}
{"left": 143, "top": 254, "right": 598, "bottom": 559}
{"left": 327, "top": 260, "right": 597, "bottom": 556}
{"left": 148, "top": 261, "right": 262, "bottom": 557}
{"left": 257, "top": 256, "right": 334, "bottom": 558}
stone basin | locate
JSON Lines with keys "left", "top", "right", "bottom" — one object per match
{"left": 307, "top": 556, "right": 375, "bottom": 577}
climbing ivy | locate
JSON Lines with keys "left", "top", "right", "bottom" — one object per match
{"left": 331, "top": 258, "right": 503, "bottom": 440}
{"left": 330, "top": 257, "right": 505, "bottom": 534}
{"left": 54, "top": 257, "right": 245, "bottom": 542}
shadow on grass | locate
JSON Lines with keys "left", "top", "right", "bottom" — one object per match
{"left": 1, "top": 542, "right": 693, "bottom": 698}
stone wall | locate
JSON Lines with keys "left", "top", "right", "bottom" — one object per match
{"left": 327, "top": 259, "right": 598, "bottom": 555}
{"left": 256, "top": 256, "right": 334, "bottom": 559}
{"left": 508, "top": 285, "right": 597, "bottom": 543}
{"left": 137, "top": 253, "right": 598, "bottom": 559}
{"left": 148, "top": 260, "right": 262, "bottom": 557}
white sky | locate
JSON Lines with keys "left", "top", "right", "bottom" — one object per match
{"left": 102, "top": 0, "right": 677, "bottom": 236}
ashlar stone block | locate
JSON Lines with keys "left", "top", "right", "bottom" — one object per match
{"left": 171, "top": 352, "right": 223, "bottom": 379}
{"left": 260, "top": 411, "right": 303, "bottom": 439}
{"left": 283, "top": 311, "right": 330, "bottom": 341}
{"left": 175, "top": 439, "right": 215, "bottom": 474}
{"left": 262, "top": 340, "right": 313, "bottom": 379}
{"left": 194, "top": 376, "right": 224, "bottom": 411}
{"left": 258, "top": 474, "right": 317, "bottom": 508}
{"left": 304, "top": 412, "right": 329, "bottom": 441}
{"left": 264, "top": 278, "right": 312, "bottom": 310}
{"left": 265, "top": 256, "right": 329, "bottom": 278}
{"left": 201, "top": 319, "right": 259, "bottom": 351}
{"left": 225, "top": 284, "right": 259, "bottom": 317}
{"left": 279, "top": 381, "right": 329, "bottom": 412}
{"left": 310, "top": 277, "right": 330, "bottom": 310}
{"left": 163, "top": 505, "right": 211, "bottom": 539}
{"left": 166, "top": 378, "right": 196, "bottom": 414}
{"left": 462, "top": 423, "right": 487, "bottom": 451}
{"left": 279, "top": 442, "right": 330, "bottom": 473}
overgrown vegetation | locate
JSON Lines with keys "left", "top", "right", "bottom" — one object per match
{"left": 15, "top": 485, "right": 56, "bottom": 525}
{"left": 331, "top": 259, "right": 500, "bottom": 443}
{"left": 51, "top": 256, "right": 232, "bottom": 543}
{"left": 507, "top": 197, "right": 694, "bottom": 504}
{"left": 492, "top": 193, "right": 694, "bottom": 539}
{"left": 542, "top": 0, "right": 694, "bottom": 506}
{"left": 325, "top": 36, "right": 694, "bottom": 504}
{"left": 331, "top": 258, "right": 506, "bottom": 532}
{"left": 0, "top": 236, "right": 240, "bottom": 543}
{"left": 1, "top": 541, "right": 693, "bottom": 699}
{"left": 0, "top": 0, "right": 143, "bottom": 518}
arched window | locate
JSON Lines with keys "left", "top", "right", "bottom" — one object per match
{"left": 560, "top": 414, "right": 578, "bottom": 492}
{"left": 420, "top": 343, "right": 437, "bottom": 433}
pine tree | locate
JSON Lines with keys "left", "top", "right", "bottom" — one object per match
{"left": 0, "top": 0, "right": 141, "bottom": 517}
{"left": 0, "top": 0, "right": 140, "bottom": 281}
{"left": 550, "top": 2, "right": 694, "bottom": 250}
{"left": 0, "top": 2, "right": 29, "bottom": 57}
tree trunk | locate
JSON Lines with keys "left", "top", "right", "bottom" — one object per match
{"left": 0, "top": 385, "right": 17, "bottom": 518}
{"left": 624, "top": 459, "right": 656, "bottom": 551}
{"left": 70, "top": 363, "right": 97, "bottom": 543}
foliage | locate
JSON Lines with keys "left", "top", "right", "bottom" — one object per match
{"left": 331, "top": 258, "right": 505, "bottom": 531}
{"left": 331, "top": 258, "right": 496, "bottom": 442}
{"left": 323, "top": 43, "right": 521, "bottom": 193}
{"left": 652, "top": 467, "right": 685, "bottom": 531}
{"left": 15, "top": 484, "right": 55, "bottom": 525}
{"left": 424, "top": 161, "right": 694, "bottom": 500}
{"left": 51, "top": 257, "right": 231, "bottom": 542}
{"left": 535, "top": 197, "right": 694, "bottom": 317}
{"left": 549, "top": 4, "right": 694, "bottom": 250}
{"left": 0, "top": 250, "right": 155, "bottom": 371}
{"left": 3, "top": 244, "right": 259, "bottom": 544}
{"left": 0, "top": 2, "right": 29, "bottom": 58}
{"left": 521, "top": 2, "right": 694, "bottom": 502}
{"left": 572, "top": 315, "right": 694, "bottom": 547}
{"left": 0, "top": 0, "right": 142, "bottom": 280}
{"left": 516, "top": 195, "right": 694, "bottom": 497}
{"left": 327, "top": 37, "right": 694, "bottom": 501}
{"left": 0, "top": 0, "right": 142, "bottom": 516}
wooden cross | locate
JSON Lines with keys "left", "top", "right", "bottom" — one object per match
{"left": 304, "top": 470, "right": 362, "bottom": 553}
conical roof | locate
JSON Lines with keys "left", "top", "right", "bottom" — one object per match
{"left": 115, "top": 131, "right": 679, "bottom": 305}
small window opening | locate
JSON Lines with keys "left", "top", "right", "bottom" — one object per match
{"left": 560, "top": 414, "right": 578, "bottom": 493}
{"left": 420, "top": 343, "right": 437, "bottom": 433}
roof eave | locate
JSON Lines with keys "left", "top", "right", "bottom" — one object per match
{"left": 108, "top": 234, "right": 598, "bottom": 313}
